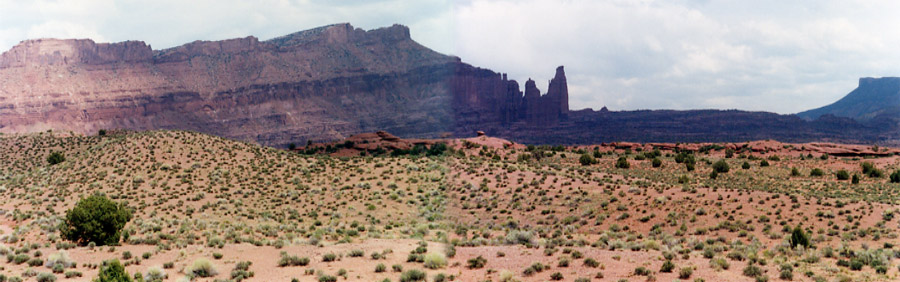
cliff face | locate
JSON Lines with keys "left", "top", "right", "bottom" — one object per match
{"left": 0, "top": 23, "right": 569, "bottom": 146}
{"left": 0, "top": 23, "right": 894, "bottom": 146}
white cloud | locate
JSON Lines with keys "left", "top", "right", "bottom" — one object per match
{"left": 2, "top": 0, "right": 900, "bottom": 114}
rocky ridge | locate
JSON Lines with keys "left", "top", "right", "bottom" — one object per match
{"left": 1, "top": 23, "right": 897, "bottom": 146}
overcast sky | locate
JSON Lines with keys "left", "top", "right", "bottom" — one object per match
{"left": 3, "top": 0, "right": 900, "bottom": 114}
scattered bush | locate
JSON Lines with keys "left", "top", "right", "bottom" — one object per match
{"left": 660, "top": 260, "right": 675, "bottom": 272}
{"left": 423, "top": 253, "right": 447, "bottom": 269}
{"left": 579, "top": 154, "right": 597, "bottom": 166}
{"left": 789, "top": 225, "right": 810, "bottom": 248}
{"left": 467, "top": 256, "right": 487, "bottom": 269}
{"left": 185, "top": 258, "right": 217, "bottom": 278}
{"left": 144, "top": 266, "right": 167, "bottom": 282}
{"left": 95, "top": 260, "right": 131, "bottom": 282}
{"left": 399, "top": 269, "right": 426, "bottom": 282}
{"left": 890, "top": 170, "right": 900, "bottom": 183}
{"left": 862, "top": 162, "right": 882, "bottom": 178}
{"left": 47, "top": 151, "right": 65, "bottom": 165}
{"left": 712, "top": 160, "right": 729, "bottom": 173}
{"left": 615, "top": 157, "right": 630, "bottom": 169}
{"left": 743, "top": 264, "right": 763, "bottom": 277}
{"left": 59, "top": 194, "right": 133, "bottom": 246}
{"left": 810, "top": 168, "right": 824, "bottom": 177}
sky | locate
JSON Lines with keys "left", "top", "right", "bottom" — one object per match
{"left": 3, "top": 0, "right": 900, "bottom": 114}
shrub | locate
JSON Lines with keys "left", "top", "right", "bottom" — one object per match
{"left": 399, "top": 269, "right": 426, "bottom": 282}
{"left": 780, "top": 269, "right": 793, "bottom": 280}
{"left": 144, "top": 266, "right": 167, "bottom": 282}
{"left": 862, "top": 162, "right": 882, "bottom": 177}
{"left": 743, "top": 264, "right": 763, "bottom": 277}
{"left": 467, "top": 255, "right": 487, "bottom": 269}
{"left": 809, "top": 168, "right": 824, "bottom": 177}
{"left": 392, "top": 264, "right": 403, "bottom": 272}
{"left": 742, "top": 162, "right": 750, "bottom": 169}
{"left": 615, "top": 157, "right": 630, "bottom": 169}
{"left": 45, "top": 251, "right": 74, "bottom": 269}
{"left": 349, "top": 250, "right": 364, "bottom": 257}
{"left": 423, "top": 253, "right": 447, "bottom": 269}
{"left": 278, "top": 253, "right": 309, "bottom": 267}
{"left": 713, "top": 160, "right": 729, "bottom": 173}
{"left": 185, "top": 258, "right": 217, "bottom": 278}
{"left": 322, "top": 253, "right": 337, "bottom": 262}
{"left": 679, "top": 267, "right": 693, "bottom": 279}
{"left": 59, "top": 194, "right": 133, "bottom": 246}
{"left": 836, "top": 170, "right": 850, "bottom": 180}
{"left": 789, "top": 225, "right": 810, "bottom": 248}
{"left": 652, "top": 158, "right": 662, "bottom": 168}
{"left": 849, "top": 259, "right": 864, "bottom": 271}
{"left": 852, "top": 174, "right": 860, "bottom": 184}
{"left": 890, "top": 170, "right": 900, "bottom": 183}
{"left": 634, "top": 266, "right": 651, "bottom": 276}
{"left": 95, "top": 260, "right": 132, "bottom": 282}
{"left": 35, "top": 273, "right": 55, "bottom": 282}
{"left": 550, "top": 272, "right": 564, "bottom": 280}
{"left": 760, "top": 160, "right": 770, "bottom": 167}
{"left": 660, "top": 260, "right": 675, "bottom": 272}
{"left": 318, "top": 275, "right": 337, "bottom": 282}
{"left": 584, "top": 258, "right": 600, "bottom": 268}
{"left": 375, "top": 263, "right": 386, "bottom": 273}
{"left": 212, "top": 253, "right": 223, "bottom": 260}
{"left": 579, "top": 154, "right": 596, "bottom": 166}
{"left": 710, "top": 257, "right": 730, "bottom": 270}
{"left": 47, "top": 151, "right": 65, "bottom": 165}
{"left": 790, "top": 167, "right": 800, "bottom": 176}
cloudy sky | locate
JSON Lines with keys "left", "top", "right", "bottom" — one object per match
{"left": 3, "top": 0, "right": 900, "bottom": 114}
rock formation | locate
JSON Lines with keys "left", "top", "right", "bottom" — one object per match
{"left": 0, "top": 23, "right": 897, "bottom": 146}
{"left": 797, "top": 77, "right": 900, "bottom": 121}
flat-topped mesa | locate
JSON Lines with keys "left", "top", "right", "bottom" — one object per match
{"left": 266, "top": 23, "right": 411, "bottom": 48}
{"left": 153, "top": 36, "right": 265, "bottom": 63}
{"left": 798, "top": 76, "right": 900, "bottom": 121}
{"left": 0, "top": 39, "right": 152, "bottom": 68}
{"left": 858, "top": 77, "right": 900, "bottom": 87}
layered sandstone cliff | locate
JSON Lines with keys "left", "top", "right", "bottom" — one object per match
{"left": 0, "top": 23, "right": 572, "bottom": 146}
{"left": 1, "top": 23, "right": 895, "bottom": 146}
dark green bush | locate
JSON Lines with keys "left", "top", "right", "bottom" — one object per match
{"left": 399, "top": 269, "right": 426, "bottom": 282}
{"left": 712, "top": 160, "right": 729, "bottom": 173}
{"left": 890, "top": 170, "right": 900, "bottom": 183}
{"left": 836, "top": 170, "right": 850, "bottom": 180}
{"left": 95, "top": 260, "right": 132, "bottom": 282}
{"left": 615, "top": 157, "right": 630, "bottom": 169}
{"left": 789, "top": 225, "right": 810, "bottom": 248}
{"left": 579, "top": 154, "right": 596, "bottom": 166}
{"left": 59, "top": 194, "right": 132, "bottom": 246}
{"left": 660, "top": 260, "right": 675, "bottom": 272}
{"left": 810, "top": 168, "right": 824, "bottom": 177}
{"left": 47, "top": 151, "right": 65, "bottom": 166}
{"left": 466, "top": 256, "right": 487, "bottom": 269}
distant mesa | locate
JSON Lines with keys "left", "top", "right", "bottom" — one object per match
{"left": 797, "top": 77, "right": 900, "bottom": 121}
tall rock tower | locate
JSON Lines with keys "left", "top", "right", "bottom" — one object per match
{"left": 547, "top": 66, "right": 569, "bottom": 120}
